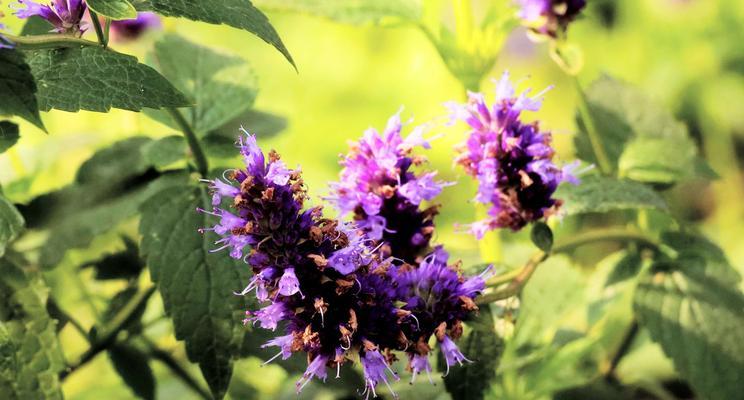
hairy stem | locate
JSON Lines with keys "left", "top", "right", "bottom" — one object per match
{"left": 143, "top": 338, "right": 212, "bottom": 400}
{"left": 604, "top": 319, "right": 639, "bottom": 383}
{"left": 88, "top": 10, "right": 107, "bottom": 47}
{"left": 479, "top": 228, "right": 657, "bottom": 304}
{"left": 166, "top": 108, "right": 209, "bottom": 177}
{"left": 60, "top": 285, "right": 156, "bottom": 380}
{"left": 3, "top": 33, "right": 100, "bottom": 49}
{"left": 574, "top": 77, "right": 612, "bottom": 175}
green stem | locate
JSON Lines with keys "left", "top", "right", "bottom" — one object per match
{"left": 88, "top": 10, "right": 107, "bottom": 47}
{"left": 478, "top": 228, "right": 657, "bottom": 304}
{"left": 604, "top": 319, "right": 639, "bottom": 383}
{"left": 60, "top": 285, "right": 156, "bottom": 380}
{"left": 3, "top": 33, "right": 100, "bottom": 50}
{"left": 574, "top": 77, "right": 612, "bottom": 175}
{"left": 103, "top": 19, "right": 111, "bottom": 47}
{"left": 143, "top": 338, "right": 212, "bottom": 400}
{"left": 47, "top": 298, "right": 88, "bottom": 339}
{"left": 166, "top": 108, "right": 209, "bottom": 177}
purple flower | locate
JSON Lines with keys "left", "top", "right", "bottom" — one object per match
{"left": 109, "top": 12, "right": 160, "bottom": 41}
{"left": 296, "top": 354, "right": 329, "bottom": 392}
{"left": 450, "top": 71, "right": 573, "bottom": 236}
{"left": 440, "top": 335, "right": 472, "bottom": 376}
{"left": 518, "top": 0, "right": 586, "bottom": 38}
{"left": 329, "top": 111, "right": 448, "bottom": 263}
{"left": 12, "top": 0, "right": 87, "bottom": 35}
{"left": 261, "top": 333, "right": 295, "bottom": 364}
{"left": 246, "top": 302, "right": 288, "bottom": 331}
{"left": 360, "top": 347, "right": 399, "bottom": 399}
{"left": 277, "top": 267, "right": 302, "bottom": 297}
{"left": 408, "top": 353, "right": 434, "bottom": 384}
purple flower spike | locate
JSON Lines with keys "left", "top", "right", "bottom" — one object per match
{"left": 277, "top": 267, "right": 303, "bottom": 297}
{"left": 13, "top": 0, "right": 87, "bottom": 35}
{"left": 518, "top": 0, "right": 586, "bottom": 39}
{"left": 451, "top": 71, "right": 573, "bottom": 235}
{"left": 261, "top": 333, "right": 295, "bottom": 364}
{"left": 329, "top": 110, "right": 448, "bottom": 263}
{"left": 409, "top": 353, "right": 434, "bottom": 384}
{"left": 110, "top": 12, "right": 161, "bottom": 41}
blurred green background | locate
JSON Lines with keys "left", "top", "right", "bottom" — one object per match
{"left": 2, "top": 0, "right": 744, "bottom": 398}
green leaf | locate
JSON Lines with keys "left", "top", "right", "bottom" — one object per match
{"left": 252, "top": 0, "right": 422, "bottom": 24}
{"left": 530, "top": 222, "right": 553, "bottom": 253}
{"left": 0, "top": 121, "right": 19, "bottom": 154}
{"left": 133, "top": 0, "right": 295, "bottom": 68}
{"left": 108, "top": 344, "right": 156, "bottom": 400}
{"left": 575, "top": 76, "right": 713, "bottom": 184}
{"left": 139, "top": 184, "right": 252, "bottom": 399}
{"left": 204, "top": 109, "right": 287, "bottom": 157}
{"left": 25, "top": 46, "right": 190, "bottom": 113}
{"left": 440, "top": 305, "right": 502, "bottom": 400}
{"left": 20, "top": 16, "right": 54, "bottom": 36}
{"left": 142, "top": 135, "right": 187, "bottom": 169}
{"left": 0, "top": 195, "right": 24, "bottom": 258}
{"left": 145, "top": 34, "right": 258, "bottom": 135}
{"left": 76, "top": 137, "right": 155, "bottom": 184}
{"left": 81, "top": 236, "right": 145, "bottom": 280}
{"left": 634, "top": 233, "right": 744, "bottom": 400}
{"left": 555, "top": 175, "right": 667, "bottom": 216}
{"left": 604, "top": 251, "right": 642, "bottom": 287}
{"left": 0, "top": 49, "right": 44, "bottom": 130}
{"left": 88, "top": 0, "right": 138, "bottom": 20}
{"left": 0, "top": 260, "right": 65, "bottom": 400}
{"left": 618, "top": 137, "right": 702, "bottom": 185}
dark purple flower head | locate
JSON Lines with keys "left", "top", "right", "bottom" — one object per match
{"left": 329, "top": 111, "right": 451, "bottom": 263}
{"left": 448, "top": 71, "right": 575, "bottom": 237}
{"left": 200, "top": 129, "right": 407, "bottom": 396}
{"left": 391, "top": 246, "right": 491, "bottom": 375}
{"left": 518, "top": 0, "right": 586, "bottom": 38}
{"left": 109, "top": 12, "right": 160, "bottom": 41}
{"left": 13, "top": 0, "right": 87, "bottom": 35}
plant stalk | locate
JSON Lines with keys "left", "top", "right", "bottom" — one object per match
{"left": 144, "top": 338, "right": 212, "bottom": 400}
{"left": 574, "top": 77, "right": 612, "bottom": 175}
{"left": 166, "top": 108, "right": 209, "bottom": 177}
{"left": 479, "top": 228, "right": 657, "bottom": 303}
{"left": 60, "top": 285, "right": 156, "bottom": 380}
{"left": 88, "top": 10, "right": 107, "bottom": 47}
{"left": 3, "top": 33, "right": 100, "bottom": 49}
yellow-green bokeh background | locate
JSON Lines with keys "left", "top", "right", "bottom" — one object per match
{"left": 2, "top": 0, "right": 744, "bottom": 398}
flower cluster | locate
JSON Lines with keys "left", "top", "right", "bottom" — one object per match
{"left": 201, "top": 129, "right": 488, "bottom": 398}
{"left": 328, "top": 111, "right": 450, "bottom": 264}
{"left": 518, "top": 0, "right": 586, "bottom": 39}
{"left": 13, "top": 0, "right": 87, "bottom": 35}
{"left": 448, "top": 71, "right": 575, "bottom": 238}
{"left": 110, "top": 12, "right": 160, "bottom": 41}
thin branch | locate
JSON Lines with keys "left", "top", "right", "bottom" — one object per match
{"left": 574, "top": 77, "right": 613, "bottom": 175}
{"left": 88, "top": 10, "right": 107, "bottom": 47}
{"left": 3, "top": 33, "right": 100, "bottom": 49}
{"left": 167, "top": 108, "right": 209, "bottom": 177}
{"left": 604, "top": 320, "right": 640, "bottom": 383}
{"left": 143, "top": 338, "right": 212, "bottom": 400}
{"left": 60, "top": 285, "right": 156, "bottom": 380}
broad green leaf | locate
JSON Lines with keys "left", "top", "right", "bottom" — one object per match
{"left": 555, "top": 175, "right": 667, "bottom": 216}
{"left": 440, "top": 305, "right": 502, "bottom": 400}
{"left": 604, "top": 251, "right": 642, "bottom": 287}
{"left": 139, "top": 185, "right": 252, "bottom": 399}
{"left": 108, "top": 344, "right": 156, "bottom": 400}
{"left": 634, "top": 233, "right": 744, "bottom": 400}
{"left": 133, "top": 0, "right": 295, "bottom": 68}
{"left": 0, "top": 121, "right": 19, "bottom": 154}
{"left": 618, "top": 137, "right": 703, "bottom": 184}
{"left": 76, "top": 137, "right": 155, "bottom": 184}
{"left": 38, "top": 172, "right": 186, "bottom": 268}
{"left": 252, "top": 0, "right": 422, "bottom": 24}
{"left": 204, "top": 109, "right": 287, "bottom": 157}
{"left": 26, "top": 46, "right": 190, "bottom": 113}
{"left": 0, "top": 322, "right": 17, "bottom": 399}
{"left": 530, "top": 222, "right": 553, "bottom": 253}
{"left": 146, "top": 34, "right": 258, "bottom": 135}
{"left": 88, "top": 0, "right": 138, "bottom": 20}
{"left": 0, "top": 195, "right": 24, "bottom": 258}
{"left": 20, "top": 16, "right": 54, "bottom": 36}
{"left": 575, "top": 76, "right": 713, "bottom": 184}
{"left": 80, "top": 236, "right": 145, "bottom": 280}
{"left": 142, "top": 135, "right": 187, "bottom": 169}
{"left": 0, "top": 260, "right": 64, "bottom": 399}
{"left": 0, "top": 49, "right": 44, "bottom": 130}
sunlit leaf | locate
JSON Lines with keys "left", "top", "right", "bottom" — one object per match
{"left": 87, "top": 0, "right": 138, "bottom": 20}
{"left": 139, "top": 184, "right": 252, "bottom": 399}
{"left": 0, "top": 195, "right": 24, "bottom": 258}
{"left": 555, "top": 176, "right": 667, "bottom": 216}
{"left": 253, "top": 0, "right": 422, "bottom": 24}
{"left": 0, "top": 49, "right": 44, "bottom": 130}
